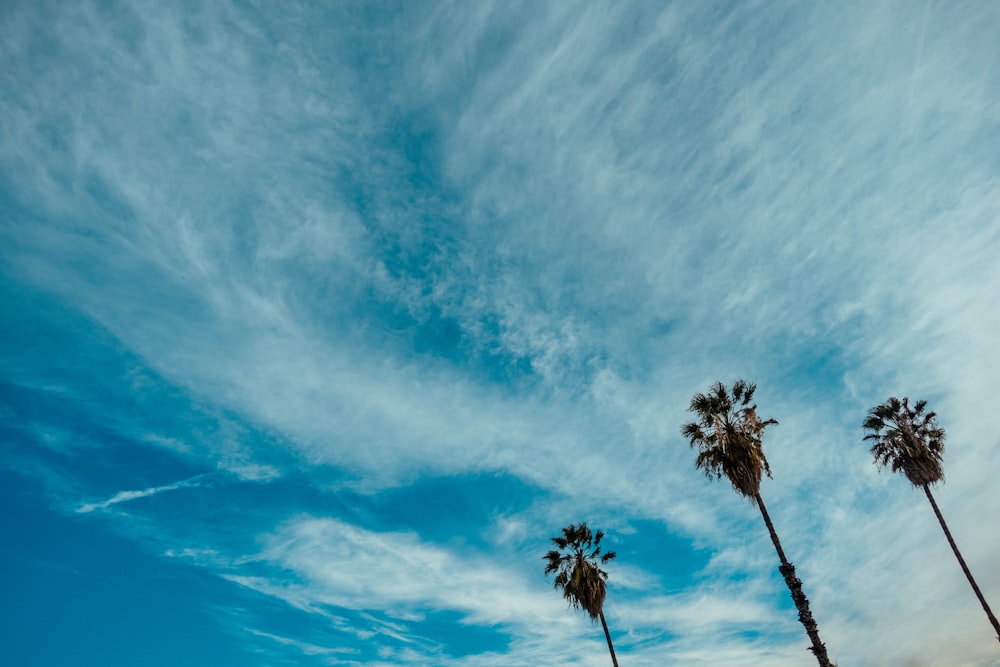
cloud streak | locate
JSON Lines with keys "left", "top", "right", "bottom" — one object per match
{"left": 76, "top": 474, "right": 208, "bottom": 514}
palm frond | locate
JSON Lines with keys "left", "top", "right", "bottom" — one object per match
{"left": 681, "top": 379, "right": 777, "bottom": 501}
{"left": 543, "top": 522, "right": 616, "bottom": 622}
{"left": 862, "top": 396, "right": 946, "bottom": 487}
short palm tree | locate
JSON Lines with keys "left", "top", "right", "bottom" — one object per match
{"left": 864, "top": 396, "right": 1000, "bottom": 642}
{"left": 544, "top": 523, "right": 620, "bottom": 667}
{"left": 682, "top": 380, "right": 832, "bottom": 666}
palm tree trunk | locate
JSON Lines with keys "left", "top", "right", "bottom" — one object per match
{"left": 923, "top": 484, "right": 1000, "bottom": 642}
{"left": 598, "top": 609, "right": 620, "bottom": 667}
{"left": 755, "top": 492, "right": 832, "bottom": 667}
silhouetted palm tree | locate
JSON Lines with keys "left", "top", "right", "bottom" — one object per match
{"left": 864, "top": 396, "right": 1000, "bottom": 642}
{"left": 682, "top": 380, "right": 832, "bottom": 666}
{"left": 544, "top": 523, "right": 620, "bottom": 667}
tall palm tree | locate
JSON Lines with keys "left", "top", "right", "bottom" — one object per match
{"left": 864, "top": 396, "right": 1000, "bottom": 642}
{"left": 544, "top": 523, "right": 620, "bottom": 667}
{"left": 682, "top": 380, "right": 832, "bottom": 666}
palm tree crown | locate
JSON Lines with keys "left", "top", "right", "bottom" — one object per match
{"left": 544, "top": 523, "right": 616, "bottom": 622}
{"left": 863, "top": 396, "right": 945, "bottom": 487}
{"left": 681, "top": 380, "right": 778, "bottom": 501}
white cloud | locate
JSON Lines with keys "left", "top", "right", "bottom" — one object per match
{"left": 3, "top": 0, "right": 1000, "bottom": 664}
{"left": 223, "top": 513, "right": 818, "bottom": 667}
{"left": 255, "top": 516, "right": 557, "bottom": 627}
{"left": 244, "top": 628, "right": 360, "bottom": 658}
{"left": 75, "top": 474, "right": 207, "bottom": 513}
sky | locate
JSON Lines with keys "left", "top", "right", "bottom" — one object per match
{"left": 2, "top": 1, "right": 999, "bottom": 665}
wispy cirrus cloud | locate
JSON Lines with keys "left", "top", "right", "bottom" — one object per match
{"left": 218, "top": 513, "right": 816, "bottom": 667}
{"left": 2, "top": 0, "right": 1000, "bottom": 665}
{"left": 75, "top": 474, "right": 209, "bottom": 514}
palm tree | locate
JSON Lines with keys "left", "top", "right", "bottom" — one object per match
{"left": 681, "top": 380, "right": 832, "bottom": 666}
{"left": 544, "top": 523, "right": 620, "bottom": 667}
{"left": 864, "top": 396, "right": 1000, "bottom": 642}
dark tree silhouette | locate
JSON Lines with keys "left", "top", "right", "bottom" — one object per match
{"left": 682, "top": 380, "right": 832, "bottom": 666}
{"left": 544, "top": 523, "right": 620, "bottom": 666}
{"left": 864, "top": 396, "right": 1000, "bottom": 642}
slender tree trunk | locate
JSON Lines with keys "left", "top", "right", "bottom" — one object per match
{"left": 755, "top": 493, "right": 832, "bottom": 667}
{"left": 923, "top": 484, "right": 1000, "bottom": 642}
{"left": 598, "top": 609, "right": 620, "bottom": 667}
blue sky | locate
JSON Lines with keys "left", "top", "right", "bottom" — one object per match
{"left": 2, "top": 1, "right": 1000, "bottom": 665}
